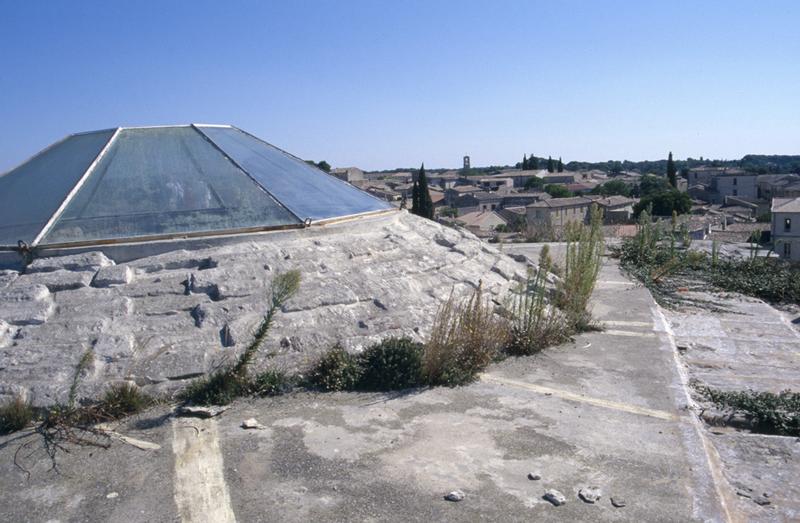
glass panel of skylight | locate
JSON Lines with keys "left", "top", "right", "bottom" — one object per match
{"left": 0, "top": 130, "right": 114, "bottom": 246}
{"left": 42, "top": 127, "right": 300, "bottom": 244}
{"left": 197, "top": 126, "right": 392, "bottom": 221}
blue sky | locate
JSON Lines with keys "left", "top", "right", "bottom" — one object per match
{"left": 1, "top": 1, "right": 798, "bottom": 171}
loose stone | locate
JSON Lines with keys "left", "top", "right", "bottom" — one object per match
{"left": 444, "top": 490, "right": 465, "bottom": 502}
{"left": 241, "top": 418, "right": 265, "bottom": 430}
{"left": 527, "top": 473, "right": 541, "bottom": 480}
{"left": 610, "top": 496, "right": 626, "bottom": 508}
{"left": 579, "top": 486, "right": 602, "bottom": 503}
{"left": 544, "top": 489, "right": 566, "bottom": 506}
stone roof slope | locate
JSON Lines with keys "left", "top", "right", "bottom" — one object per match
{"left": 0, "top": 212, "right": 529, "bottom": 406}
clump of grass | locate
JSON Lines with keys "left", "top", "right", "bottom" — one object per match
{"left": 178, "top": 370, "right": 246, "bottom": 406}
{"left": 180, "top": 270, "right": 301, "bottom": 405}
{"left": 251, "top": 369, "right": 292, "bottom": 397}
{"left": 423, "top": 283, "right": 509, "bottom": 386}
{"left": 697, "top": 386, "right": 800, "bottom": 436}
{"left": 506, "top": 252, "right": 571, "bottom": 356}
{"left": 306, "top": 344, "right": 363, "bottom": 392}
{"left": 557, "top": 205, "right": 604, "bottom": 331}
{"left": 357, "top": 337, "right": 424, "bottom": 391}
{"left": 0, "top": 396, "right": 34, "bottom": 435}
{"left": 97, "top": 383, "right": 152, "bottom": 419}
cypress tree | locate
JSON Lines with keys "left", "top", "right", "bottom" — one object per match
{"left": 411, "top": 180, "right": 420, "bottom": 215}
{"left": 547, "top": 156, "right": 555, "bottom": 173}
{"left": 418, "top": 163, "right": 434, "bottom": 219}
{"left": 530, "top": 155, "right": 539, "bottom": 170}
{"left": 667, "top": 151, "right": 677, "bottom": 188}
{"left": 522, "top": 154, "right": 528, "bottom": 170}
{"left": 557, "top": 157, "right": 564, "bottom": 172}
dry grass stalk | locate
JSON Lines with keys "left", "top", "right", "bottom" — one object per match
{"left": 558, "top": 205, "right": 605, "bottom": 330}
{"left": 423, "top": 282, "right": 509, "bottom": 386}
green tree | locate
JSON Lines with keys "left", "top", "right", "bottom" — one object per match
{"left": 590, "top": 179, "right": 631, "bottom": 197}
{"left": 635, "top": 175, "right": 672, "bottom": 198}
{"left": 530, "top": 155, "right": 539, "bottom": 169}
{"left": 413, "top": 163, "right": 434, "bottom": 219}
{"left": 305, "top": 160, "right": 331, "bottom": 172}
{"left": 411, "top": 181, "right": 420, "bottom": 215}
{"left": 544, "top": 184, "right": 572, "bottom": 198}
{"left": 633, "top": 190, "right": 691, "bottom": 217}
{"left": 666, "top": 151, "right": 677, "bottom": 188}
{"left": 547, "top": 156, "right": 555, "bottom": 173}
{"left": 522, "top": 154, "right": 529, "bottom": 170}
{"left": 557, "top": 157, "right": 564, "bottom": 172}
{"left": 524, "top": 176, "right": 544, "bottom": 190}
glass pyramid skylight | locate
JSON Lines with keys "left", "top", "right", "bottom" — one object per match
{"left": 0, "top": 125, "right": 392, "bottom": 248}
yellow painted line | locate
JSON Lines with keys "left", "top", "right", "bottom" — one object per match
{"left": 596, "top": 280, "right": 637, "bottom": 286}
{"left": 172, "top": 418, "right": 236, "bottom": 523}
{"left": 602, "top": 320, "right": 653, "bottom": 328}
{"left": 481, "top": 374, "right": 677, "bottom": 421}
{"left": 604, "top": 329, "right": 656, "bottom": 338}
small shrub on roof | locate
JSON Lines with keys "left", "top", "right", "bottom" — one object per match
{"left": 307, "top": 345, "right": 363, "bottom": 392}
{"left": 357, "top": 337, "right": 424, "bottom": 391}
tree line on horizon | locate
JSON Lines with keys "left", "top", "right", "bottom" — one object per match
{"left": 519, "top": 154, "right": 563, "bottom": 173}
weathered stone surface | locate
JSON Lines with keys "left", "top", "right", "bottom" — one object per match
{"left": 0, "top": 213, "right": 529, "bottom": 405}
{"left": 0, "top": 284, "right": 54, "bottom": 325}
{"left": 93, "top": 333, "right": 135, "bottom": 362}
{"left": 0, "top": 320, "right": 14, "bottom": 348}
{"left": 0, "top": 270, "right": 18, "bottom": 289}
{"left": 0, "top": 382, "right": 29, "bottom": 403}
{"left": 14, "top": 269, "right": 94, "bottom": 292}
{"left": 93, "top": 264, "right": 134, "bottom": 287}
{"left": 27, "top": 251, "right": 113, "bottom": 273}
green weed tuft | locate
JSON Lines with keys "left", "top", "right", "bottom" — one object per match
{"left": 697, "top": 386, "right": 800, "bottom": 436}
{"left": 251, "top": 369, "right": 292, "bottom": 397}
{"left": 98, "top": 383, "right": 152, "bottom": 419}
{"left": 0, "top": 396, "right": 34, "bottom": 434}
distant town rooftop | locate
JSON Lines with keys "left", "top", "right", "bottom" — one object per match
{"left": 772, "top": 196, "right": 800, "bottom": 213}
